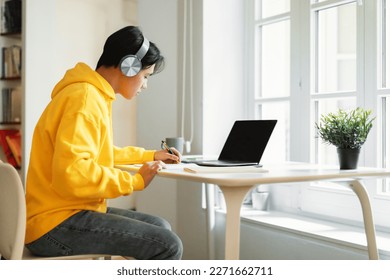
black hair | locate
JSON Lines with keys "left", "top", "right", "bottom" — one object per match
{"left": 96, "top": 26, "right": 164, "bottom": 74}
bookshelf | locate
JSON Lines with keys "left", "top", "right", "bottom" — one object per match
{"left": 0, "top": 0, "right": 21, "bottom": 170}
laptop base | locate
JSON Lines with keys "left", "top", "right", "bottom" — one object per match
{"left": 182, "top": 159, "right": 262, "bottom": 167}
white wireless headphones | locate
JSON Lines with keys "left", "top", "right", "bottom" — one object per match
{"left": 119, "top": 36, "right": 150, "bottom": 77}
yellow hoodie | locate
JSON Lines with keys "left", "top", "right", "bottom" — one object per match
{"left": 25, "top": 63, "right": 155, "bottom": 243}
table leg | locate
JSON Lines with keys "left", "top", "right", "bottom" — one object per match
{"left": 205, "top": 183, "right": 216, "bottom": 260}
{"left": 345, "top": 180, "right": 379, "bottom": 260}
{"left": 218, "top": 185, "right": 254, "bottom": 260}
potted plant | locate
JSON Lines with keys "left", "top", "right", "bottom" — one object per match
{"left": 315, "top": 107, "right": 375, "bottom": 169}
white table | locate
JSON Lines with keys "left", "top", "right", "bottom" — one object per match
{"left": 118, "top": 162, "right": 390, "bottom": 260}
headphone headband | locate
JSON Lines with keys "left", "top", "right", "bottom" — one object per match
{"left": 135, "top": 37, "right": 150, "bottom": 61}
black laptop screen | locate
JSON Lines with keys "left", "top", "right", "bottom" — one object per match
{"left": 217, "top": 120, "right": 277, "bottom": 163}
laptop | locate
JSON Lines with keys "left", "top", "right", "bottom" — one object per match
{"left": 182, "top": 120, "right": 277, "bottom": 167}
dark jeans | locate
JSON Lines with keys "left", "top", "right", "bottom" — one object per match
{"left": 26, "top": 207, "right": 183, "bottom": 260}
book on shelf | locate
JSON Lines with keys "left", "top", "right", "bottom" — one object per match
{"left": 1, "top": 45, "right": 21, "bottom": 78}
{"left": 0, "top": 0, "right": 21, "bottom": 34}
{"left": 0, "top": 86, "right": 20, "bottom": 123}
{"left": 0, "top": 128, "right": 20, "bottom": 168}
{"left": 5, "top": 128, "right": 20, "bottom": 166}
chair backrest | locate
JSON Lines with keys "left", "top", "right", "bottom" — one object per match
{"left": 0, "top": 161, "right": 26, "bottom": 260}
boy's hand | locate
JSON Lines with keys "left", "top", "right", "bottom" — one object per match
{"left": 137, "top": 160, "right": 165, "bottom": 188}
{"left": 154, "top": 148, "right": 181, "bottom": 164}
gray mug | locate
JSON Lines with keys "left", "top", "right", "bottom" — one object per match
{"left": 165, "top": 137, "right": 184, "bottom": 154}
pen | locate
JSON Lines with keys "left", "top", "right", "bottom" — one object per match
{"left": 161, "top": 140, "right": 180, "bottom": 163}
{"left": 161, "top": 140, "right": 174, "bottom": 155}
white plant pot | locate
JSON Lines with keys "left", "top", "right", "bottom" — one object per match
{"left": 251, "top": 192, "right": 269, "bottom": 211}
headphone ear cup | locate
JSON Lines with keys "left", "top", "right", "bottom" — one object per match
{"left": 120, "top": 55, "right": 142, "bottom": 77}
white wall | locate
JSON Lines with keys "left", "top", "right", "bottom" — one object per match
{"left": 202, "top": 0, "right": 246, "bottom": 155}
{"left": 23, "top": 0, "right": 56, "bottom": 180}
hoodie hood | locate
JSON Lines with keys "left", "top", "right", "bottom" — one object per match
{"left": 51, "top": 63, "right": 115, "bottom": 100}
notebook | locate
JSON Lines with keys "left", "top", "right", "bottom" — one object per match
{"left": 182, "top": 120, "right": 277, "bottom": 167}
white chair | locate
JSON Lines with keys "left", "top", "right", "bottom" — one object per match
{"left": 0, "top": 161, "right": 117, "bottom": 260}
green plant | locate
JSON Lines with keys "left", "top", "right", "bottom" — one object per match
{"left": 315, "top": 107, "right": 375, "bottom": 149}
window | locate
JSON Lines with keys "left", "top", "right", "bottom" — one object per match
{"left": 250, "top": 0, "right": 291, "bottom": 163}
{"left": 313, "top": 1, "right": 357, "bottom": 165}
{"left": 246, "top": 0, "right": 390, "bottom": 229}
